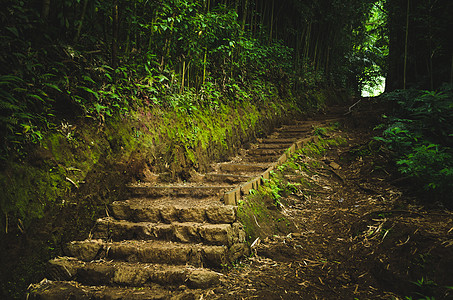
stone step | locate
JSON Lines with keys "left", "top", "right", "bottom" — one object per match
{"left": 275, "top": 127, "right": 311, "bottom": 133}
{"left": 255, "top": 143, "right": 293, "bottom": 149}
{"left": 259, "top": 138, "right": 296, "bottom": 144}
{"left": 46, "top": 257, "right": 222, "bottom": 289}
{"left": 248, "top": 148, "right": 283, "bottom": 156}
{"left": 92, "top": 218, "right": 246, "bottom": 246}
{"left": 128, "top": 183, "right": 233, "bottom": 198}
{"left": 65, "top": 239, "right": 233, "bottom": 268}
{"left": 243, "top": 155, "right": 279, "bottom": 163}
{"left": 204, "top": 173, "right": 253, "bottom": 184}
{"left": 270, "top": 131, "right": 308, "bottom": 138}
{"left": 111, "top": 198, "right": 237, "bottom": 224}
{"left": 217, "top": 163, "right": 270, "bottom": 173}
{"left": 279, "top": 123, "right": 312, "bottom": 129}
{"left": 28, "top": 280, "right": 201, "bottom": 300}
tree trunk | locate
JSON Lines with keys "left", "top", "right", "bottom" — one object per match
{"left": 403, "top": 0, "right": 410, "bottom": 89}
{"left": 112, "top": 0, "right": 119, "bottom": 77}
{"left": 269, "top": 0, "right": 274, "bottom": 44}
{"left": 41, "top": 0, "right": 51, "bottom": 20}
{"left": 451, "top": 53, "right": 453, "bottom": 85}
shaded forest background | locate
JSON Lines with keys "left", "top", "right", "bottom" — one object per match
{"left": 0, "top": 0, "right": 452, "bottom": 298}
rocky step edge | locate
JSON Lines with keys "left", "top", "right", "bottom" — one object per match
{"left": 127, "top": 183, "right": 234, "bottom": 198}
{"left": 28, "top": 279, "right": 206, "bottom": 300}
{"left": 222, "top": 136, "right": 322, "bottom": 205}
{"left": 91, "top": 218, "right": 246, "bottom": 247}
{"left": 109, "top": 198, "right": 237, "bottom": 224}
{"left": 44, "top": 257, "right": 223, "bottom": 289}
{"left": 64, "top": 239, "right": 246, "bottom": 268}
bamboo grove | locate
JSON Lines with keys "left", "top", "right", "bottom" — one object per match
{"left": 1, "top": 0, "right": 380, "bottom": 94}
{"left": 2, "top": 0, "right": 452, "bottom": 160}
{"left": 0, "top": 0, "right": 379, "bottom": 160}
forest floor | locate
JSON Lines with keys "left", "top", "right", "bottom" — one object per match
{"left": 212, "top": 103, "right": 453, "bottom": 300}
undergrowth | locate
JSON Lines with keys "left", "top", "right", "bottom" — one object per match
{"left": 375, "top": 85, "right": 453, "bottom": 204}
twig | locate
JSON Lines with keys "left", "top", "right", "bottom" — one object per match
{"left": 396, "top": 235, "right": 411, "bottom": 246}
{"left": 66, "top": 177, "right": 79, "bottom": 188}
{"left": 17, "top": 218, "right": 24, "bottom": 233}
{"left": 344, "top": 98, "right": 362, "bottom": 115}
{"left": 253, "top": 214, "right": 261, "bottom": 228}
{"left": 301, "top": 189, "right": 330, "bottom": 194}
{"left": 251, "top": 237, "right": 261, "bottom": 248}
{"left": 362, "top": 209, "right": 424, "bottom": 218}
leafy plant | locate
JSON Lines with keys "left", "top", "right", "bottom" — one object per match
{"left": 376, "top": 85, "right": 453, "bottom": 202}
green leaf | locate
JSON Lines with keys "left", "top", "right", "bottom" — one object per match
{"left": 5, "top": 26, "right": 19, "bottom": 37}
{"left": 43, "top": 83, "right": 62, "bottom": 92}
{"left": 94, "top": 102, "right": 107, "bottom": 113}
{"left": 82, "top": 75, "right": 96, "bottom": 84}
{"left": 105, "top": 73, "right": 112, "bottom": 81}
{"left": 79, "top": 86, "right": 99, "bottom": 100}
{"left": 28, "top": 94, "right": 45, "bottom": 102}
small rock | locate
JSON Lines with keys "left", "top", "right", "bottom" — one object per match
{"left": 213, "top": 287, "right": 226, "bottom": 294}
{"left": 187, "top": 270, "right": 220, "bottom": 288}
{"left": 329, "top": 162, "right": 341, "bottom": 170}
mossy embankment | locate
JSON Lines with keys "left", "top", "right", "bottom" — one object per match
{"left": 237, "top": 125, "right": 347, "bottom": 243}
{"left": 0, "top": 85, "right": 345, "bottom": 299}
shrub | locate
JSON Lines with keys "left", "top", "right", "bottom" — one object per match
{"left": 376, "top": 85, "right": 453, "bottom": 202}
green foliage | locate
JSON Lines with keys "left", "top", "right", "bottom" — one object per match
{"left": 0, "top": 73, "right": 56, "bottom": 158}
{"left": 397, "top": 144, "right": 453, "bottom": 191}
{"left": 351, "top": 0, "right": 388, "bottom": 95}
{"left": 376, "top": 86, "right": 453, "bottom": 201}
{"left": 313, "top": 126, "right": 329, "bottom": 137}
{"left": 0, "top": 0, "right": 303, "bottom": 161}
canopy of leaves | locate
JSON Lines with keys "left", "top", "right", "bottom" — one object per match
{"left": 0, "top": 0, "right": 388, "bottom": 160}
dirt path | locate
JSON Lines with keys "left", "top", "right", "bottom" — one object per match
{"left": 28, "top": 103, "right": 453, "bottom": 299}
{"left": 219, "top": 105, "right": 453, "bottom": 300}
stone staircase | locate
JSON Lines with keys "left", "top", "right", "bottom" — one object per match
{"left": 28, "top": 114, "right": 342, "bottom": 299}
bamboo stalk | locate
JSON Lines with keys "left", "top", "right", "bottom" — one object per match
{"left": 75, "top": 0, "right": 88, "bottom": 42}
{"left": 313, "top": 36, "right": 319, "bottom": 71}
{"left": 180, "top": 61, "right": 186, "bottom": 94}
{"left": 112, "top": 0, "right": 119, "bottom": 71}
{"left": 187, "top": 61, "right": 190, "bottom": 89}
{"left": 451, "top": 53, "right": 453, "bottom": 84}
{"left": 203, "top": 49, "right": 207, "bottom": 86}
{"left": 324, "top": 47, "right": 330, "bottom": 75}
{"left": 242, "top": 0, "right": 249, "bottom": 31}
{"left": 41, "top": 0, "right": 51, "bottom": 20}
{"left": 304, "top": 22, "right": 311, "bottom": 62}
{"left": 269, "top": 0, "right": 274, "bottom": 44}
{"left": 403, "top": 0, "right": 410, "bottom": 89}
